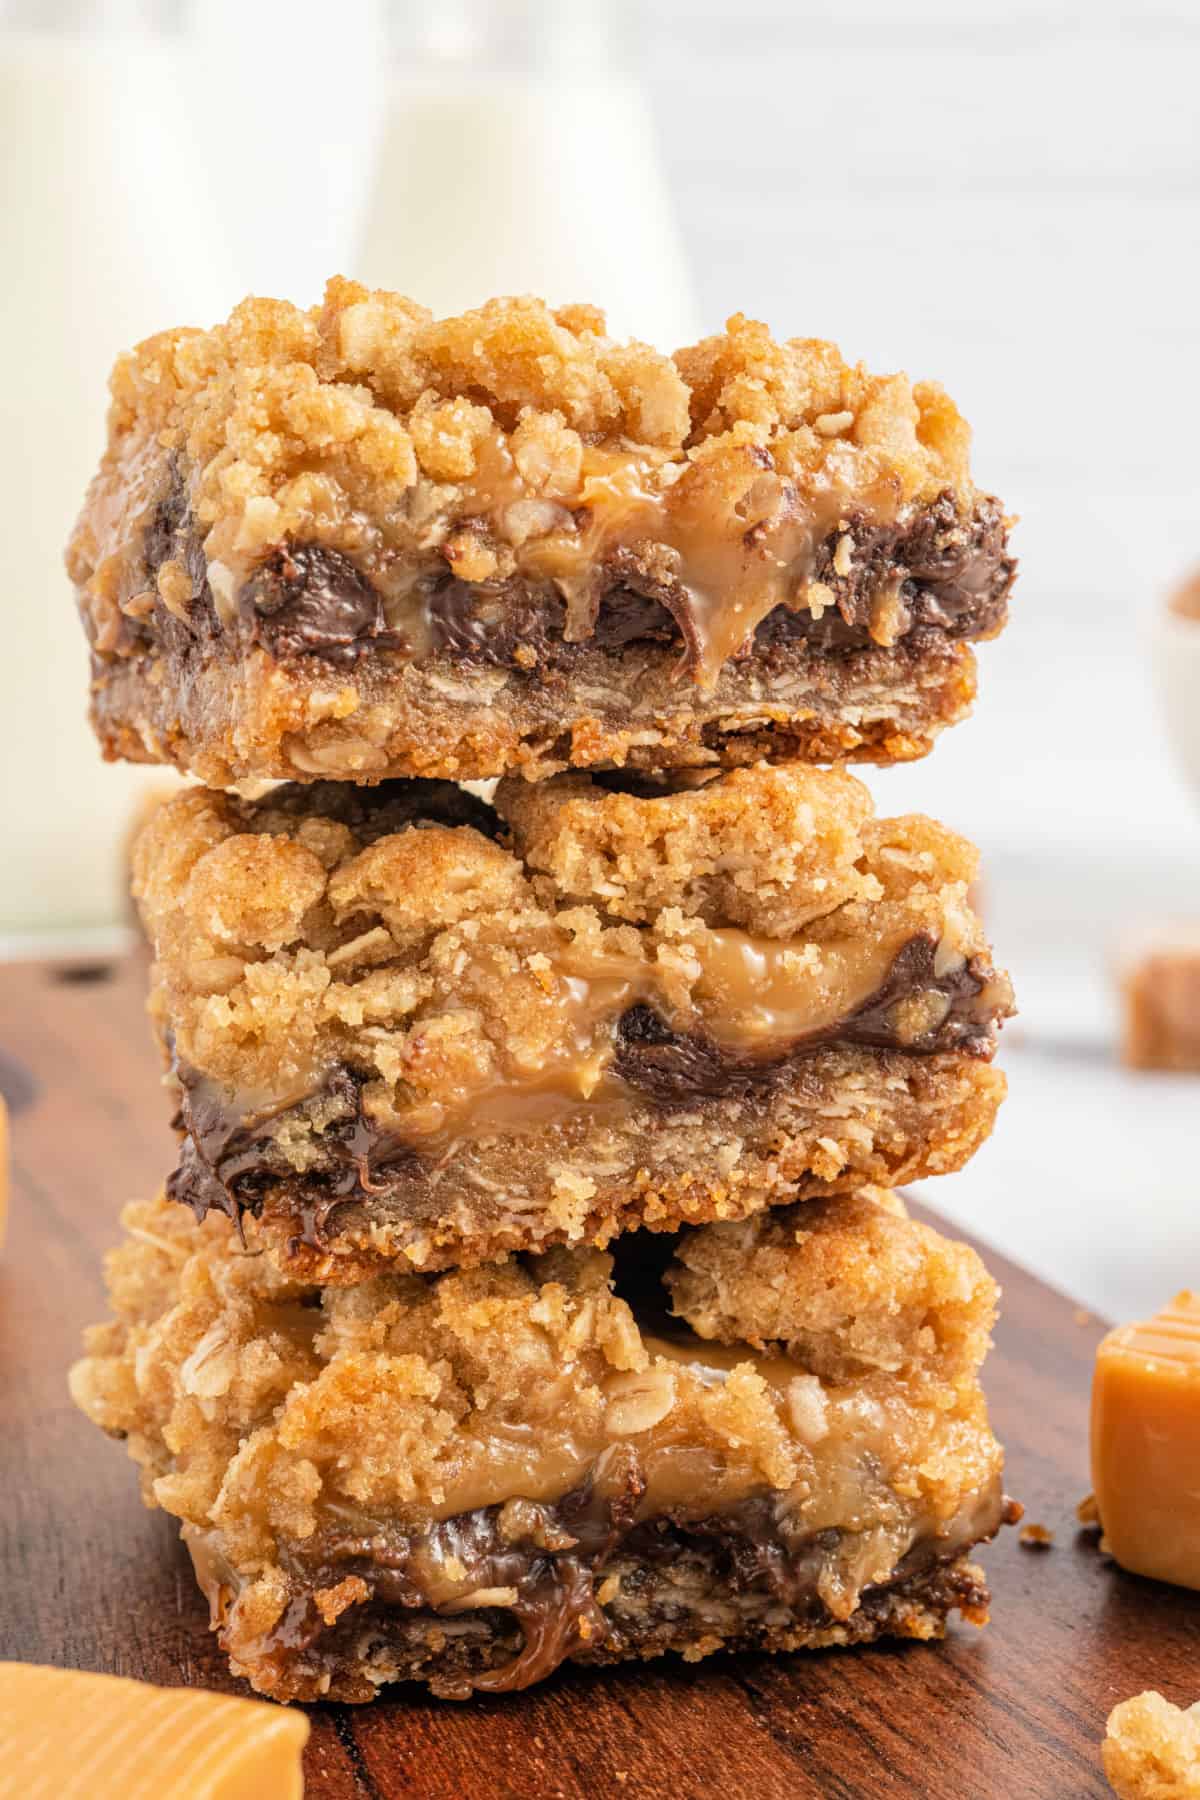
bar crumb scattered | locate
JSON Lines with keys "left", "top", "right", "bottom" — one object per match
{"left": 1104, "top": 1691, "right": 1200, "bottom": 1798}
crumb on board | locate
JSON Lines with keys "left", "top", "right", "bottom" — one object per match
{"left": 1103, "top": 1691, "right": 1200, "bottom": 1799}
{"left": 1019, "top": 1523, "right": 1054, "bottom": 1549}
{"left": 1078, "top": 1494, "right": 1101, "bottom": 1527}
{"left": 1076, "top": 1308, "right": 1093, "bottom": 1326}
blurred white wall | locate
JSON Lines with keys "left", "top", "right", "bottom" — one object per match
{"left": 639, "top": 0, "right": 1200, "bottom": 865}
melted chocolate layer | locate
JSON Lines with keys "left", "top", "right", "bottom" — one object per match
{"left": 165, "top": 933, "right": 1010, "bottom": 1246}
{"left": 241, "top": 543, "right": 410, "bottom": 663}
{"left": 195, "top": 1461, "right": 1015, "bottom": 1702}
{"left": 399, "top": 492, "right": 1014, "bottom": 674}
{"left": 131, "top": 483, "right": 1013, "bottom": 677}
{"left": 234, "top": 775, "right": 503, "bottom": 844}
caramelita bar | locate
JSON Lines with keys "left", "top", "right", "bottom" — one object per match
{"left": 70, "top": 1187, "right": 1014, "bottom": 1702}
{"left": 133, "top": 763, "right": 1013, "bottom": 1280}
{"left": 69, "top": 282, "right": 1016, "bottom": 787}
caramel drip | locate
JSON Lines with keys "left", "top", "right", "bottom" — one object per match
{"left": 687, "top": 926, "right": 914, "bottom": 1047}
{"left": 384, "top": 922, "right": 937, "bottom": 1145}
{"left": 522, "top": 441, "right": 897, "bottom": 688}
{"left": 641, "top": 1331, "right": 808, "bottom": 1391}
{"left": 418, "top": 430, "right": 902, "bottom": 688}
{"left": 399, "top": 1330, "right": 812, "bottom": 1527}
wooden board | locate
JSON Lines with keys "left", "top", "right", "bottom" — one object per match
{"left": 1, "top": 955, "right": 1196, "bottom": 1799}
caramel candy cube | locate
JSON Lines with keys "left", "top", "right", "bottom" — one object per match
{"left": 1091, "top": 1293, "right": 1200, "bottom": 1589}
{"left": 1119, "top": 932, "right": 1200, "bottom": 1072}
{"left": 0, "top": 1663, "right": 308, "bottom": 1798}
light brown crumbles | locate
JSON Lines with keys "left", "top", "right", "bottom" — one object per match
{"left": 133, "top": 763, "right": 1002, "bottom": 1108}
{"left": 69, "top": 281, "right": 974, "bottom": 658}
{"left": 1104, "top": 1693, "right": 1200, "bottom": 1799}
{"left": 70, "top": 1187, "right": 1003, "bottom": 1699}
{"left": 666, "top": 1186, "right": 996, "bottom": 1387}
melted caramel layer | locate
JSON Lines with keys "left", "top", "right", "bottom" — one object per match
{"left": 374, "top": 924, "right": 977, "bottom": 1146}
{"left": 98, "top": 428, "right": 908, "bottom": 691}
{"left": 380, "top": 433, "right": 898, "bottom": 690}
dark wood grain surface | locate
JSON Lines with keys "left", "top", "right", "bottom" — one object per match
{"left": 2, "top": 955, "right": 1196, "bottom": 1799}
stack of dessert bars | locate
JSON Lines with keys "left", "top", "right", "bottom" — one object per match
{"left": 70, "top": 284, "right": 1019, "bottom": 1704}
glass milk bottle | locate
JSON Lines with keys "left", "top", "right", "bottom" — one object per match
{"left": 0, "top": 1, "right": 237, "bottom": 945}
{"left": 355, "top": 0, "right": 698, "bottom": 349}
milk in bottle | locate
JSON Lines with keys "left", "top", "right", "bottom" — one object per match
{"left": 356, "top": 0, "right": 698, "bottom": 348}
{"left": 0, "top": 7, "right": 236, "bottom": 941}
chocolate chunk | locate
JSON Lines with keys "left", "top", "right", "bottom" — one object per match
{"left": 141, "top": 455, "right": 191, "bottom": 576}
{"left": 241, "top": 543, "right": 405, "bottom": 663}
{"left": 425, "top": 577, "right": 566, "bottom": 666}
{"left": 612, "top": 1005, "right": 752, "bottom": 1102}
{"left": 758, "top": 492, "right": 1014, "bottom": 657}
{"left": 132, "top": 454, "right": 219, "bottom": 652}
{"left": 169, "top": 1056, "right": 426, "bottom": 1246}
{"left": 241, "top": 777, "right": 502, "bottom": 845}
{"left": 425, "top": 573, "right": 679, "bottom": 667}
{"left": 591, "top": 588, "right": 678, "bottom": 649}
{"left": 594, "top": 545, "right": 698, "bottom": 657}
{"left": 901, "top": 491, "right": 1015, "bottom": 636}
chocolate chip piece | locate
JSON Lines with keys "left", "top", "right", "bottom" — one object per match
{"left": 142, "top": 455, "right": 191, "bottom": 576}
{"left": 133, "top": 455, "right": 218, "bottom": 651}
{"left": 425, "top": 577, "right": 565, "bottom": 666}
{"left": 592, "top": 588, "right": 678, "bottom": 649}
{"left": 241, "top": 543, "right": 403, "bottom": 663}
{"left": 612, "top": 1005, "right": 786, "bottom": 1103}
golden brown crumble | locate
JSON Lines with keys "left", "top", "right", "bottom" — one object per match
{"left": 495, "top": 763, "right": 964, "bottom": 934}
{"left": 666, "top": 1187, "right": 995, "bottom": 1385}
{"left": 70, "top": 280, "right": 973, "bottom": 653}
{"left": 133, "top": 763, "right": 1002, "bottom": 1109}
{"left": 66, "top": 281, "right": 1015, "bottom": 787}
{"left": 70, "top": 1188, "right": 1003, "bottom": 1699}
{"left": 1104, "top": 1693, "right": 1200, "bottom": 1799}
